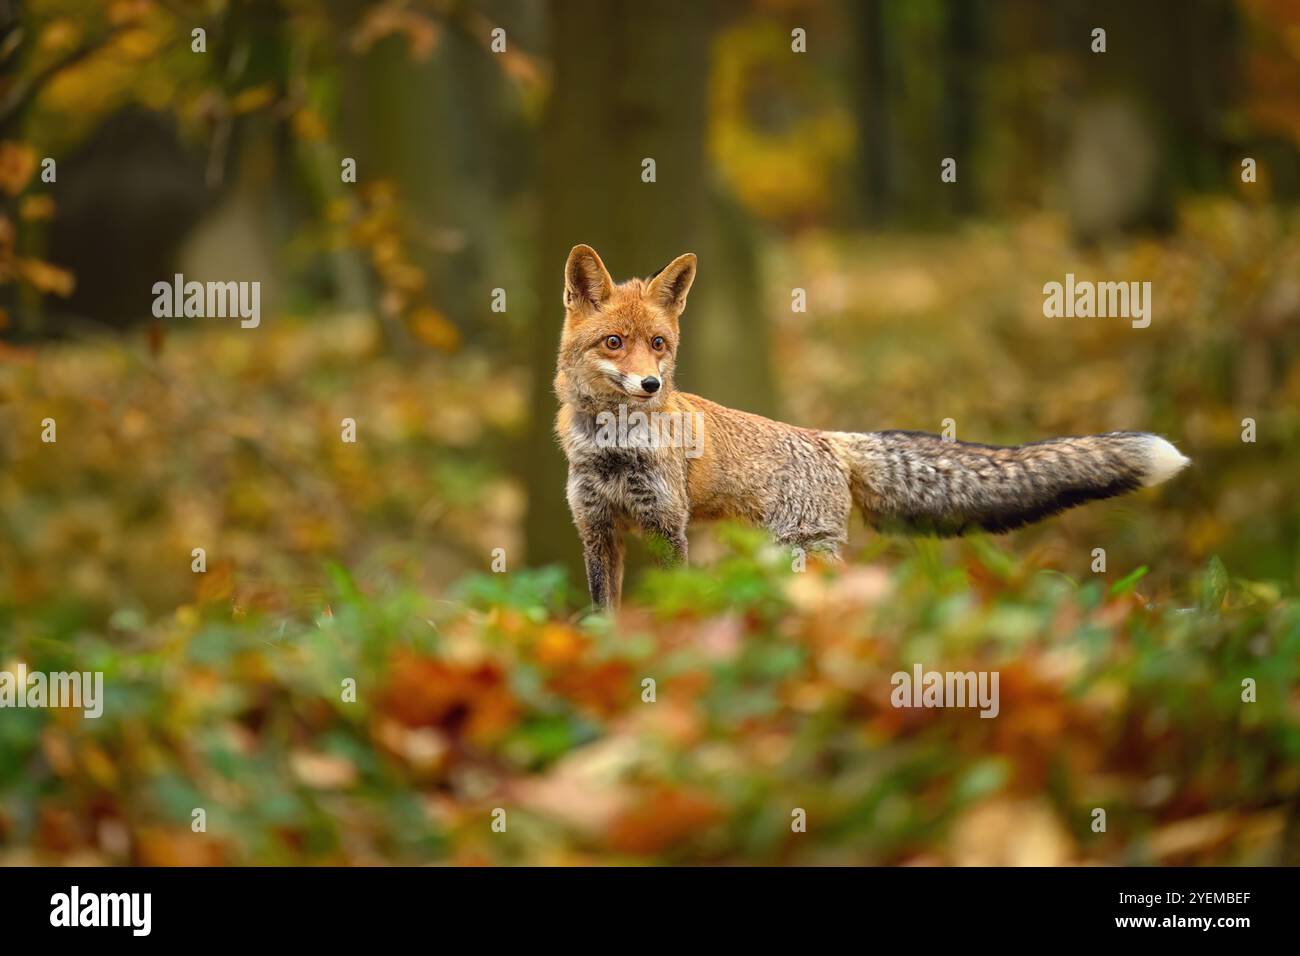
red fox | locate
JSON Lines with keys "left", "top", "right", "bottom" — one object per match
{"left": 554, "top": 244, "right": 1190, "bottom": 609}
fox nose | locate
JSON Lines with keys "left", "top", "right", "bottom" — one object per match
{"left": 641, "top": 376, "right": 660, "bottom": 394}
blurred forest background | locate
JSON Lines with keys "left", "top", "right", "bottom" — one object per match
{"left": 1, "top": 0, "right": 1299, "bottom": 865}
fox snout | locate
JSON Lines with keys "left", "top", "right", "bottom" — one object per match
{"left": 594, "top": 358, "right": 663, "bottom": 398}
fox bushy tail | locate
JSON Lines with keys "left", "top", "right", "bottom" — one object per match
{"left": 843, "top": 430, "right": 1189, "bottom": 535}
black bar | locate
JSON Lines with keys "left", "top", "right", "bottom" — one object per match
{"left": 0, "top": 866, "right": 1279, "bottom": 942}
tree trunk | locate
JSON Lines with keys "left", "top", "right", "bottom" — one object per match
{"left": 848, "top": 0, "right": 894, "bottom": 225}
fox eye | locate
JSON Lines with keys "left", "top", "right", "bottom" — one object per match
{"left": 604, "top": 335, "right": 623, "bottom": 350}
{"left": 652, "top": 336, "right": 666, "bottom": 351}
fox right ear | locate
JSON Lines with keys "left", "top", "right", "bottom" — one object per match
{"left": 564, "top": 244, "right": 614, "bottom": 311}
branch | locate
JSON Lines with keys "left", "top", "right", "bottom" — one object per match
{"left": 0, "top": 23, "right": 127, "bottom": 130}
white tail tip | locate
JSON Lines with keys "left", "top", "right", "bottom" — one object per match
{"left": 1141, "top": 435, "right": 1191, "bottom": 487}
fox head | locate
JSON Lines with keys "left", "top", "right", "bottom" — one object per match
{"left": 554, "top": 244, "right": 697, "bottom": 411}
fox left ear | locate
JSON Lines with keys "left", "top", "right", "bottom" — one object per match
{"left": 646, "top": 253, "right": 697, "bottom": 315}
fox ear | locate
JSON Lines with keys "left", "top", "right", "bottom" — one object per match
{"left": 564, "top": 244, "right": 614, "bottom": 311}
{"left": 646, "top": 253, "right": 697, "bottom": 314}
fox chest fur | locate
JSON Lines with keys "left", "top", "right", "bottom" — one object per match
{"left": 559, "top": 406, "right": 690, "bottom": 537}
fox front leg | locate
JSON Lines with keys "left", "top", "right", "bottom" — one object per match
{"left": 579, "top": 522, "right": 625, "bottom": 610}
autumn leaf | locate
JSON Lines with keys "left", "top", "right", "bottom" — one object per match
{"left": 606, "top": 787, "right": 721, "bottom": 855}
{"left": 379, "top": 651, "right": 518, "bottom": 746}
{"left": 350, "top": 4, "right": 441, "bottom": 60}
{"left": 135, "top": 828, "right": 227, "bottom": 866}
{"left": 230, "top": 85, "right": 276, "bottom": 115}
{"left": 38, "top": 18, "right": 82, "bottom": 54}
{"left": 289, "top": 750, "right": 358, "bottom": 790}
{"left": 410, "top": 307, "right": 460, "bottom": 352}
{"left": 19, "top": 195, "right": 56, "bottom": 221}
{"left": 17, "top": 258, "right": 76, "bottom": 296}
{"left": 292, "top": 108, "right": 327, "bottom": 142}
{"left": 0, "top": 142, "right": 37, "bottom": 196}
{"left": 533, "top": 622, "right": 586, "bottom": 667}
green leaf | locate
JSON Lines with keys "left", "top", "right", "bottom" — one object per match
{"left": 1200, "top": 555, "right": 1229, "bottom": 612}
{"left": 1109, "top": 565, "right": 1149, "bottom": 596}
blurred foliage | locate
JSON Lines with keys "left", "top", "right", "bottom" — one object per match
{"left": 710, "top": 15, "right": 855, "bottom": 226}
{"left": 0, "top": 0, "right": 539, "bottom": 343}
{"left": 0, "top": 313, "right": 527, "bottom": 629}
{"left": 1, "top": 526, "right": 1297, "bottom": 864}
